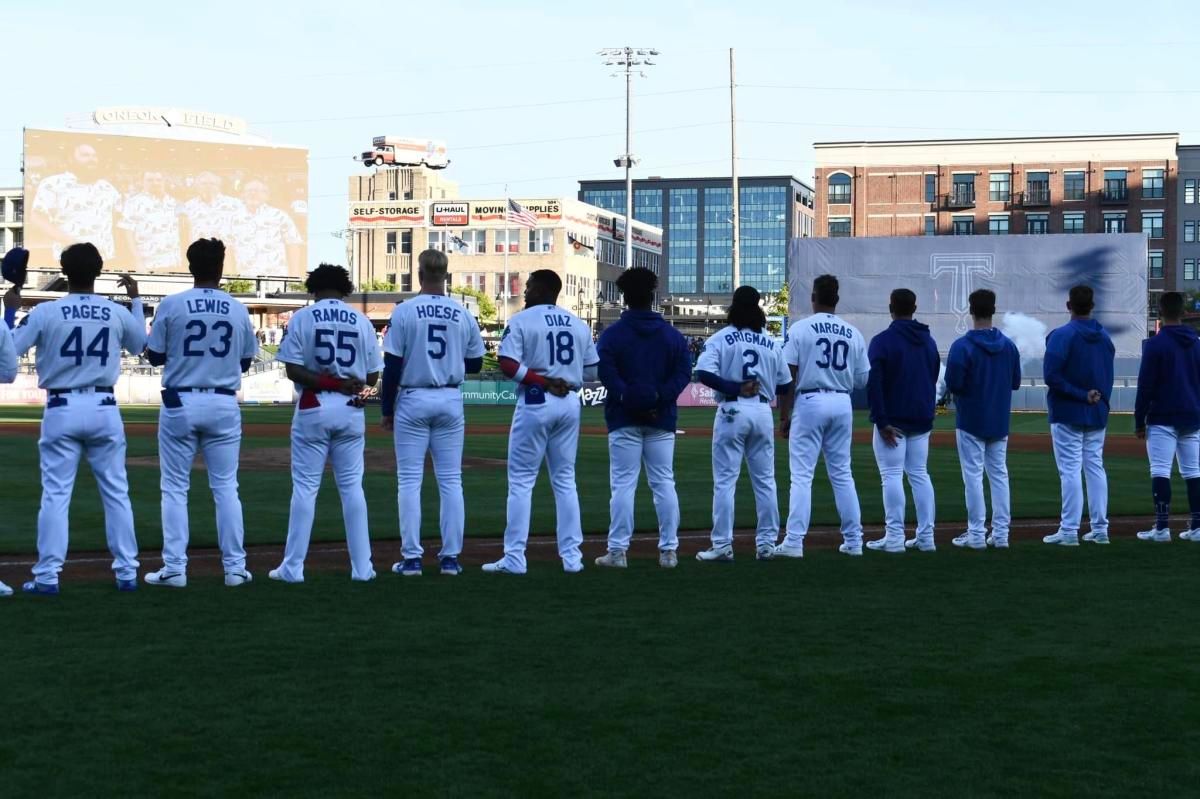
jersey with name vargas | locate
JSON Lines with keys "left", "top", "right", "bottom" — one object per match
{"left": 384, "top": 294, "right": 484, "bottom": 387}
{"left": 278, "top": 298, "right": 382, "bottom": 383}
{"left": 148, "top": 288, "right": 257, "bottom": 391}
{"left": 783, "top": 313, "right": 870, "bottom": 393}
{"left": 697, "top": 325, "right": 791, "bottom": 401}
{"left": 14, "top": 294, "right": 146, "bottom": 389}
{"left": 499, "top": 304, "right": 598, "bottom": 388}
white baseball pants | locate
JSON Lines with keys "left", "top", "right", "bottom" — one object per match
{"left": 871, "top": 428, "right": 935, "bottom": 548}
{"left": 1146, "top": 425, "right": 1200, "bottom": 479}
{"left": 393, "top": 387, "right": 466, "bottom": 560}
{"left": 606, "top": 426, "right": 680, "bottom": 553}
{"left": 277, "top": 396, "right": 374, "bottom": 581}
{"left": 35, "top": 392, "right": 139, "bottom": 585}
{"left": 783, "top": 391, "right": 863, "bottom": 547}
{"left": 158, "top": 392, "right": 246, "bottom": 575}
{"left": 499, "top": 393, "right": 584, "bottom": 572}
{"left": 1050, "top": 423, "right": 1109, "bottom": 537}
{"left": 956, "top": 430, "right": 1010, "bottom": 546}
{"left": 711, "top": 399, "right": 779, "bottom": 549}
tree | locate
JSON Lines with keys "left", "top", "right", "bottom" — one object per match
{"left": 223, "top": 279, "right": 255, "bottom": 294}
{"left": 764, "top": 283, "right": 789, "bottom": 317}
{"left": 285, "top": 282, "right": 305, "bottom": 293}
{"left": 360, "top": 279, "right": 397, "bottom": 292}
{"left": 450, "top": 285, "right": 497, "bottom": 322}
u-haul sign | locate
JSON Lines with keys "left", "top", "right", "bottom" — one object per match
{"left": 430, "top": 202, "right": 468, "bottom": 226}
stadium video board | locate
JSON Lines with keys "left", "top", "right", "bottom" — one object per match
{"left": 23, "top": 128, "right": 308, "bottom": 278}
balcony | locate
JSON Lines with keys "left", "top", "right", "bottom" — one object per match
{"left": 1101, "top": 186, "right": 1129, "bottom": 204}
{"left": 937, "top": 189, "right": 976, "bottom": 210}
{"left": 1015, "top": 186, "right": 1051, "bottom": 208}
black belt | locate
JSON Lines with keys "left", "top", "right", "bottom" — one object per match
{"left": 174, "top": 387, "right": 237, "bottom": 396}
{"left": 722, "top": 395, "right": 770, "bottom": 404}
{"left": 48, "top": 386, "right": 114, "bottom": 396}
{"left": 800, "top": 388, "right": 849, "bottom": 395}
{"left": 402, "top": 384, "right": 460, "bottom": 389}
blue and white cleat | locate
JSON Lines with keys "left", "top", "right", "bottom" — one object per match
{"left": 392, "top": 558, "right": 423, "bottom": 577}
{"left": 440, "top": 556, "right": 463, "bottom": 576}
{"left": 0, "top": 580, "right": 13, "bottom": 597}
{"left": 22, "top": 580, "right": 59, "bottom": 596}
{"left": 117, "top": 578, "right": 138, "bottom": 592}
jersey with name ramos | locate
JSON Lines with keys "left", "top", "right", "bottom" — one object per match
{"left": 277, "top": 298, "right": 382, "bottom": 383}
{"left": 784, "top": 313, "right": 870, "bottom": 393}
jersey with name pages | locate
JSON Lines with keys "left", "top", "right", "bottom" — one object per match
{"left": 13, "top": 294, "right": 145, "bottom": 389}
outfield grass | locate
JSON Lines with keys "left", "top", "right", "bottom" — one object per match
{"left": 0, "top": 406, "right": 1160, "bottom": 556}
{"left": 2, "top": 541, "right": 1198, "bottom": 796}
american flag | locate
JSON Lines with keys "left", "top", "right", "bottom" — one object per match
{"left": 449, "top": 234, "right": 470, "bottom": 254}
{"left": 506, "top": 198, "right": 538, "bottom": 229}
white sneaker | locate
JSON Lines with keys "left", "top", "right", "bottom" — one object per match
{"left": 1136, "top": 528, "right": 1171, "bottom": 543}
{"left": 0, "top": 580, "right": 12, "bottom": 597}
{"left": 952, "top": 534, "right": 986, "bottom": 550}
{"left": 225, "top": 570, "right": 253, "bottom": 587}
{"left": 772, "top": 542, "right": 804, "bottom": 559}
{"left": 1042, "top": 532, "right": 1079, "bottom": 547}
{"left": 696, "top": 544, "right": 734, "bottom": 563}
{"left": 482, "top": 560, "right": 524, "bottom": 575}
{"left": 595, "top": 550, "right": 628, "bottom": 568}
{"left": 1082, "top": 531, "right": 1110, "bottom": 544}
{"left": 268, "top": 568, "right": 302, "bottom": 583}
{"left": 659, "top": 550, "right": 678, "bottom": 569}
{"left": 563, "top": 561, "right": 584, "bottom": 573}
{"left": 839, "top": 543, "right": 863, "bottom": 556}
{"left": 866, "top": 537, "right": 904, "bottom": 554}
{"left": 986, "top": 535, "right": 1009, "bottom": 549}
{"left": 905, "top": 537, "right": 937, "bottom": 552}
{"left": 144, "top": 569, "right": 187, "bottom": 588}
{"left": 1179, "top": 529, "right": 1200, "bottom": 542}
{"left": 755, "top": 545, "right": 775, "bottom": 561}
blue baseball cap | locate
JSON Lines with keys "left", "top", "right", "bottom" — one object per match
{"left": 1, "top": 247, "right": 28, "bottom": 286}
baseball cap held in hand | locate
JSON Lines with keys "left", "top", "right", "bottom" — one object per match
{"left": 2, "top": 247, "right": 29, "bottom": 287}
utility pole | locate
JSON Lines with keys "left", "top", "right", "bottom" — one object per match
{"left": 599, "top": 47, "right": 659, "bottom": 280}
{"left": 730, "top": 47, "right": 740, "bottom": 290}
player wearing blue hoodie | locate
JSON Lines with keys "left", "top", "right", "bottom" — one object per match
{"left": 1133, "top": 292, "right": 1200, "bottom": 543}
{"left": 865, "top": 289, "right": 941, "bottom": 553}
{"left": 595, "top": 267, "right": 692, "bottom": 569}
{"left": 944, "top": 289, "right": 1022, "bottom": 550}
{"left": 1042, "top": 286, "right": 1115, "bottom": 547}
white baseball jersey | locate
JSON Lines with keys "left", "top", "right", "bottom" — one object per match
{"left": 0, "top": 325, "right": 16, "bottom": 383}
{"left": 278, "top": 299, "right": 383, "bottom": 382}
{"left": 500, "top": 304, "right": 598, "bottom": 388}
{"left": 118, "top": 192, "right": 181, "bottom": 269}
{"left": 784, "top": 313, "right": 870, "bottom": 392}
{"left": 697, "top": 325, "right": 792, "bottom": 402}
{"left": 147, "top": 288, "right": 257, "bottom": 390}
{"left": 231, "top": 204, "right": 303, "bottom": 277}
{"left": 32, "top": 172, "right": 122, "bottom": 258}
{"left": 14, "top": 294, "right": 146, "bottom": 389}
{"left": 384, "top": 294, "right": 484, "bottom": 387}
{"left": 178, "top": 194, "right": 245, "bottom": 242}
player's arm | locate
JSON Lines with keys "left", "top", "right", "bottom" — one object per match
{"left": 1042, "top": 331, "right": 1088, "bottom": 402}
{"left": 1134, "top": 340, "right": 1154, "bottom": 435}
{"left": 118, "top": 276, "right": 146, "bottom": 355}
{"left": 498, "top": 322, "right": 549, "bottom": 387}
{"left": 284, "top": 362, "right": 362, "bottom": 395}
{"left": 241, "top": 310, "right": 259, "bottom": 373}
{"left": 944, "top": 341, "right": 968, "bottom": 397}
{"left": 464, "top": 313, "right": 485, "bottom": 374}
{"left": 0, "top": 326, "right": 16, "bottom": 383}
{"left": 582, "top": 333, "right": 599, "bottom": 383}
{"left": 596, "top": 330, "right": 630, "bottom": 401}
{"left": 778, "top": 364, "right": 799, "bottom": 438}
{"left": 379, "top": 313, "right": 407, "bottom": 422}
{"left": 145, "top": 302, "right": 168, "bottom": 366}
{"left": 851, "top": 334, "right": 871, "bottom": 390}
{"left": 866, "top": 338, "right": 890, "bottom": 430}
{"left": 1010, "top": 341, "right": 1022, "bottom": 391}
{"left": 694, "top": 336, "right": 743, "bottom": 398}
{"left": 659, "top": 332, "right": 693, "bottom": 405}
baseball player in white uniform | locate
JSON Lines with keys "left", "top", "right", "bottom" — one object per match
{"left": 381, "top": 250, "right": 484, "bottom": 577}
{"left": 11, "top": 243, "right": 145, "bottom": 594}
{"left": 143, "top": 239, "right": 257, "bottom": 588}
{"left": 777, "top": 274, "right": 870, "bottom": 557}
{"left": 694, "top": 286, "right": 792, "bottom": 562}
{"left": 483, "top": 270, "right": 598, "bottom": 574}
{"left": 270, "top": 264, "right": 382, "bottom": 582}
{"left": 0, "top": 297, "right": 16, "bottom": 596}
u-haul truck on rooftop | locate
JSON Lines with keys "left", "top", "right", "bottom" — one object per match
{"left": 361, "top": 137, "right": 449, "bottom": 169}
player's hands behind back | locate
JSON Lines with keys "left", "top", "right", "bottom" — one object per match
{"left": 1087, "top": 389, "right": 1102, "bottom": 405}
{"left": 545, "top": 377, "right": 571, "bottom": 398}
{"left": 880, "top": 425, "right": 904, "bottom": 448}
{"left": 739, "top": 379, "right": 760, "bottom": 398}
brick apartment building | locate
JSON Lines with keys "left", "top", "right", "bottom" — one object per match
{"left": 813, "top": 133, "right": 1179, "bottom": 297}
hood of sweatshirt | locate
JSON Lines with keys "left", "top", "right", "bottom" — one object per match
{"left": 1070, "top": 318, "right": 1106, "bottom": 343}
{"left": 965, "top": 327, "right": 1008, "bottom": 355}
{"left": 891, "top": 318, "right": 933, "bottom": 347}
{"left": 1162, "top": 324, "right": 1200, "bottom": 348}
{"left": 620, "top": 309, "right": 670, "bottom": 337}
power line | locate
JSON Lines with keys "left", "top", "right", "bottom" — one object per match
{"left": 742, "top": 83, "right": 1200, "bottom": 96}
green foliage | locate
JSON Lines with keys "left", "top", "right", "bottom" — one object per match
{"left": 360, "top": 279, "right": 397, "bottom": 292}
{"left": 285, "top": 282, "right": 305, "bottom": 293}
{"left": 450, "top": 285, "right": 497, "bottom": 322}
{"left": 223, "top": 279, "right": 255, "bottom": 294}
{"left": 765, "top": 282, "right": 789, "bottom": 316}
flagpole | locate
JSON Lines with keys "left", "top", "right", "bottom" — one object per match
{"left": 503, "top": 184, "right": 510, "bottom": 326}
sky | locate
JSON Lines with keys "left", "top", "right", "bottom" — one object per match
{"left": 3, "top": 0, "right": 1198, "bottom": 266}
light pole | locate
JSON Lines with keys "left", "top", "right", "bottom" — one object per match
{"left": 598, "top": 46, "right": 658, "bottom": 279}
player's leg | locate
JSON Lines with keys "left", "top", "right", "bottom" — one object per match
{"left": 31, "top": 407, "right": 83, "bottom": 589}
{"left": 329, "top": 408, "right": 375, "bottom": 581}
{"left": 545, "top": 399, "right": 584, "bottom": 572}
{"left": 155, "top": 401, "right": 198, "bottom": 581}
{"left": 495, "top": 404, "right": 547, "bottom": 574}
{"left": 780, "top": 396, "right": 823, "bottom": 553}
{"left": 904, "top": 431, "right": 936, "bottom": 550}
{"left": 822, "top": 394, "right": 864, "bottom": 553}
{"left": 1176, "top": 429, "right": 1200, "bottom": 537}
{"left": 643, "top": 427, "right": 680, "bottom": 564}
{"left": 1047, "top": 423, "right": 1084, "bottom": 545}
{"left": 954, "top": 430, "right": 988, "bottom": 549}
{"left": 983, "top": 437, "right": 1011, "bottom": 547}
{"left": 602, "top": 427, "right": 641, "bottom": 562}
{"left": 429, "top": 394, "right": 466, "bottom": 569}
{"left": 1140, "top": 425, "right": 1175, "bottom": 541}
{"left": 705, "top": 408, "right": 744, "bottom": 557}
{"left": 394, "top": 395, "right": 431, "bottom": 564}
{"left": 745, "top": 407, "right": 781, "bottom": 555}
{"left": 275, "top": 410, "right": 329, "bottom": 582}
{"left": 199, "top": 398, "right": 249, "bottom": 581}
{"left": 1081, "top": 426, "right": 1110, "bottom": 542}
{"left": 869, "top": 426, "right": 907, "bottom": 552}
{"left": 84, "top": 404, "right": 140, "bottom": 586}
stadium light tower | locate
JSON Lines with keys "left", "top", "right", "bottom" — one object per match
{"left": 598, "top": 47, "right": 659, "bottom": 281}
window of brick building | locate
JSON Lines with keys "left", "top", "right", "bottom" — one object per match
{"left": 1103, "top": 169, "right": 1128, "bottom": 201}
{"left": 1186, "top": 220, "right": 1197, "bottom": 243}
{"left": 1185, "top": 259, "right": 1197, "bottom": 282}
{"left": 828, "top": 217, "right": 851, "bottom": 237}
{"left": 924, "top": 173, "right": 937, "bottom": 203}
{"left": 1143, "top": 168, "right": 1165, "bottom": 199}
{"left": 1148, "top": 250, "right": 1164, "bottom": 279}
{"left": 989, "top": 215, "right": 1009, "bottom": 235}
{"left": 1142, "top": 211, "right": 1164, "bottom": 239}
{"left": 1026, "top": 171, "right": 1050, "bottom": 205}
{"left": 1026, "top": 214, "right": 1048, "bottom": 234}
{"left": 1186, "top": 178, "right": 1197, "bottom": 204}
{"left": 951, "top": 174, "right": 975, "bottom": 204}
{"left": 924, "top": 216, "right": 936, "bottom": 236}
{"left": 1103, "top": 212, "right": 1126, "bottom": 233}
{"left": 1063, "top": 213, "right": 1085, "bottom": 233}
{"left": 1064, "top": 170, "right": 1086, "bottom": 201}
{"left": 989, "top": 173, "right": 1010, "bottom": 202}
{"left": 827, "top": 173, "right": 852, "bottom": 204}
{"left": 952, "top": 215, "right": 974, "bottom": 235}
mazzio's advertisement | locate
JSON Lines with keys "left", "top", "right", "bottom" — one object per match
{"left": 23, "top": 128, "right": 308, "bottom": 277}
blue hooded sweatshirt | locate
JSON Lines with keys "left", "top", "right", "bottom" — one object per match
{"left": 1135, "top": 325, "right": 1200, "bottom": 431}
{"left": 867, "top": 319, "right": 940, "bottom": 435}
{"left": 598, "top": 309, "right": 692, "bottom": 433}
{"left": 1043, "top": 319, "right": 1115, "bottom": 429}
{"left": 945, "top": 328, "right": 1022, "bottom": 440}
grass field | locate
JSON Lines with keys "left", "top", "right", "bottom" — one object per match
{"left": 2, "top": 403, "right": 1197, "bottom": 796}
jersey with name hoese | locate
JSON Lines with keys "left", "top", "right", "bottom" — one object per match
{"left": 384, "top": 294, "right": 484, "bottom": 387}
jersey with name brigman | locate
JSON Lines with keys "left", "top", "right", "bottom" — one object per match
{"left": 277, "top": 299, "right": 382, "bottom": 383}
{"left": 384, "top": 294, "right": 483, "bottom": 387}
{"left": 13, "top": 295, "right": 146, "bottom": 389}
{"left": 500, "top": 304, "right": 598, "bottom": 388}
{"left": 783, "top": 313, "right": 870, "bottom": 393}
{"left": 697, "top": 325, "right": 792, "bottom": 401}
{"left": 147, "top": 288, "right": 258, "bottom": 391}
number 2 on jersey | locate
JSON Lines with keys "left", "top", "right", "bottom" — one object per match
{"left": 741, "top": 349, "right": 760, "bottom": 381}
{"left": 546, "top": 331, "right": 575, "bottom": 365}
{"left": 815, "top": 337, "right": 849, "bottom": 371}
{"left": 60, "top": 327, "right": 110, "bottom": 366}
